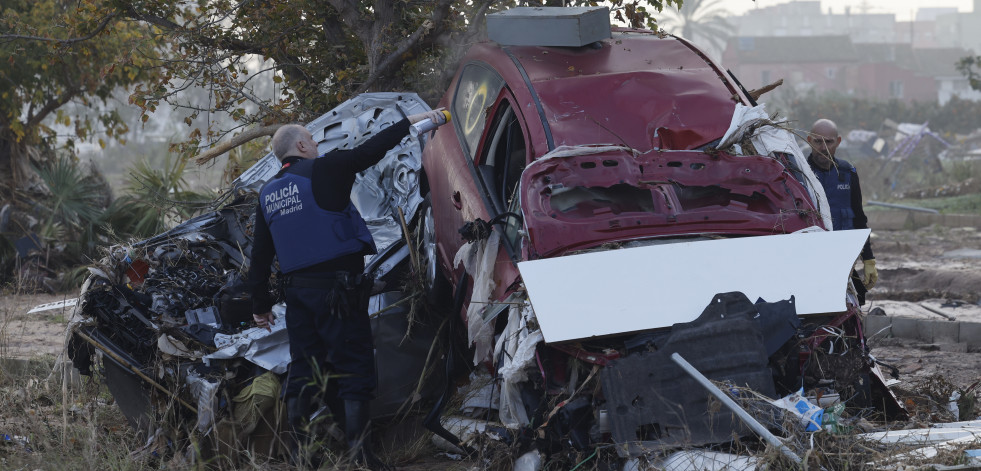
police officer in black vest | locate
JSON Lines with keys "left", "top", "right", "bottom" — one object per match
{"left": 806, "top": 118, "right": 879, "bottom": 304}
{"left": 248, "top": 108, "right": 445, "bottom": 469}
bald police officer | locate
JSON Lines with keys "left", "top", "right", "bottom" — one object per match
{"left": 248, "top": 108, "right": 446, "bottom": 469}
{"left": 807, "top": 118, "right": 878, "bottom": 304}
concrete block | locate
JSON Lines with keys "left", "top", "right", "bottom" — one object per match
{"left": 864, "top": 315, "right": 892, "bottom": 338}
{"left": 930, "top": 320, "right": 961, "bottom": 344}
{"left": 890, "top": 317, "right": 923, "bottom": 341}
{"left": 959, "top": 322, "right": 981, "bottom": 350}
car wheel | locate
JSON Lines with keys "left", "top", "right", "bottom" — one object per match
{"left": 419, "top": 194, "right": 450, "bottom": 306}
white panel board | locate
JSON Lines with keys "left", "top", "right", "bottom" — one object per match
{"left": 518, "top": 229, "right": 870, "bottom": 343}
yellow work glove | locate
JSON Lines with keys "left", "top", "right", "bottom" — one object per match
{"left": 863, "top": 259, "right": 878, "bottom": 289}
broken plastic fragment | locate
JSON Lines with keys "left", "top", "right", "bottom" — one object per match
{"left": 771, "top": 388, "right": 823, "bottom": 432}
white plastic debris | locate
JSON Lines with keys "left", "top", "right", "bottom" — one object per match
{"left": 867, "top": 433, "right": 981, "bottom": 465}
{"left": 520, "top": 229, "right": 870, "bottom": 342}
{"left": 859, "top": 426, "right": 981, "bottom": 445}
{"left": 185, "top": 370, "right": 221, "bottom": 432}
{"left": 205, "top": 304, "right": 290, "bottom": 374}
{"left": 157, "top": 334, "right": 202, "bottom": 359}
{"left": 493, "top": 298, "right": 543, "bottom": 428}
{"left": 514, "top": 449, "right": 543, "bottom": 471}
{"left": 454, "top": 231, "right": 502, "bottom": 364}
{"left": 648, "top": 450, "right": 759, "bottom": 471}
{"left": 27, "top": 298, "right": 78, "bottom": 314}
{"left": 460, "top": 371, "right": 500, "bottom": 415}
{"left": 771, "top": 388, "right": 823, "bottom": 432}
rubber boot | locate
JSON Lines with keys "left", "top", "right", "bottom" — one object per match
{"left": 344, "top": 400, "right": 391, "bottom": 470}
{"left": 325, "top": 393, "right": 347, "bottom": 443}
{"left": 287, "top": 395, "right": 314, "bottom": 469}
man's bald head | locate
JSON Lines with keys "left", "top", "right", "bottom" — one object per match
{"left": 811, "top": 119, "right": 839, "bottom": 139}
{"left": 807, "top": 118, "right": 841, "bottom": 170}
{"left": 272, "top": 124, "right": 318, "bottom": 161}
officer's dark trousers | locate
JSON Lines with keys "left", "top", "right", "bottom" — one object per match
{"left": 282, "top": 283, "right": 377, "bottom": 403}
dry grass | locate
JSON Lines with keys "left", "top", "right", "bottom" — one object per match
{"left": 0, "top": 355, "right": 144, "bottom": 470}
{"left": 2, "top": 351, "right": 980, "bottom": 470}
{"left": 4, "top": 285, "right": 981, "bottom": 470}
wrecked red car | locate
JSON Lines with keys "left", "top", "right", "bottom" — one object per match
{"left": 416, "top": 6, "right": 901, "bottom": 460}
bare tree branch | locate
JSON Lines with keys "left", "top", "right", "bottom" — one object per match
{"left": 121, "top": 5, "right": 265, "bottom": 55}
{"left": 327, "top": 0, "right": 368, "bottom": 43}
{"left": 26, "top": 70, "right": 81, "bottom": 129}
{"left": 355, "top": 0, "right": 455, "bottom": 94}
{"left": 194, "top": 124, "right": 282, "bottom": 165}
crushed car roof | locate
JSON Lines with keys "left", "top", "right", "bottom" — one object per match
{"left": 469, "top": 30, "right": 746, "bottom": 154}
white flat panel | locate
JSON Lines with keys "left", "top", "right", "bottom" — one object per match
{"left": 518, "top": 229, "right": 870, "bottom": 343}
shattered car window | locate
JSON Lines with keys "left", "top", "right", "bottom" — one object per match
{"left": 453, "top": 63, "right": 506, "bottom": 160}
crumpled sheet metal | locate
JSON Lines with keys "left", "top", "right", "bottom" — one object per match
{"left": 719, "top": 103, "right": 833, "bottom": 230}
{"left": 454, "top": 231, "right": 502, "bottom": 365}
{"left": 135, "top": 213, "right": 222, "bottom": 250}
{"left": 206, "top": 304, "right": 290, "bottom": 374}
{"left": 230, "top": 92, "right": 432, "bottom": 259}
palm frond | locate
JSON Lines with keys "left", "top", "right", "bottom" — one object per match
{"left": 32, "top": 157, "right": 107, "bottom": 233}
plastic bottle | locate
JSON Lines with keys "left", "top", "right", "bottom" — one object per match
{"left": 410, "top": 110, "right": 451, "bottom": 136}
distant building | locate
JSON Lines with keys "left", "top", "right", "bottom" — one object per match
{"left": 934, "top": 1, "right": 981, "bottom": 54}
{"left": 722, "top": 0, "right": 981, "bottom": 104}
{"left": 722, "top": 35, "right": 980, "bottom": 104}
{"left": 894, "top": 19, "right": 941, "bottom": 48}
{"left": 916, "top": 8, "right": 958, "bottom": 22}
{"left": 732, "top": 1, "right": 897, "bottom": 43}
{"left": 917, "top": 48, "right": 981, "bottom": 104}
{"left": 852, "top": 43, "right": 937, "bottom": 102}
{"left": 722, "top": 36, "right": 858, "bottom": 93}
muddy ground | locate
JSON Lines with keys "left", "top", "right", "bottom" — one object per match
{"left": 866, "top": 225, "right": 981, "bottom": 391}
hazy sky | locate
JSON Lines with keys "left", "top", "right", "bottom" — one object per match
{"left": 721, "top": 0, "right": 976, "bottom": 22}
